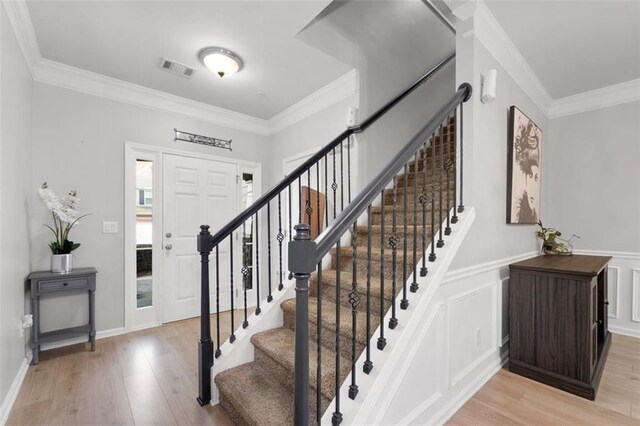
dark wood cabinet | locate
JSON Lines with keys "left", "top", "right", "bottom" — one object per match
{"left": 508, "top": 255, "right": 611, "bottom": 400}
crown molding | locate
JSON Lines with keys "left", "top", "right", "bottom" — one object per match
{"left": 268, "top": 69, "right": 358, "bottom": 134}
{"left": 33, "top": 59, "right": 272, "bottom": 135}
{"left": 471, "top": 0, "right": 553, "bottom": 117}
{"left": 2, "top": 0, "right": 40, "bottom": 75}
{"left": 548, "top": 78, "right": 640, "bottom": 119}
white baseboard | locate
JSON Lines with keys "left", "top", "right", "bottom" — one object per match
{"left": 0, "top": 356, "right": 30, "bottom": 426}
{"left": 431, "top": 350, "right": 509, "bottom": 425}
{"left": 609, "top": 325, "right": 640, "bottom": 339}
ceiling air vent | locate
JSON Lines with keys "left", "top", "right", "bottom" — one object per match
{"left": 159, "top": 58, "right": 196, "bottom": 78}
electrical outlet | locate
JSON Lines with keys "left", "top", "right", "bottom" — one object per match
{"left": 103, "top": 221, "right": 118, "bottom": 234}
{"left": 474, "top": 328, "right": 482, "bottom": 346}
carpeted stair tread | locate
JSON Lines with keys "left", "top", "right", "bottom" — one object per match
{"left": 310, "top": 269, "right": 394, "bottom": 302}
{"left": 281, "top": 297, "right": 375, "bottom": 346}
{"left": 215, "top": 361, "right": 301, "bottom": 426}
{"left": 251, "top": 327, "right": 351, "bottom": 403}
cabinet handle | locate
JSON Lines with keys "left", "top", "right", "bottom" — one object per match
{"left": 604, "top": 300, "right": 609, "bottom": 306}
{"left": 63, "top": 282, "right": 68, "bottom": 287}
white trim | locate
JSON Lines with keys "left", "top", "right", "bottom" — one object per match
{"left": 607, "top": 266, "right": 620, "bottom": 319}
{"left": 443, "top": 250, "right": 538, "bottom": 283}
{"left": 609, "top": 325, "right": 640, "bottom": 339}
{"left": 268, "top": 70, "right": 358, "bottom": 134}
{"left": 0, "top": 357, "right": 29, "bottom": 426}
{"left": 470, "top": 0, "right": 553, "bottom": 116}
{"left": 573, "top": 249, "right": 640, "bottom": 261}
{"left": 1, "top": 0, "right": 40, "bottom": 76}
{"left": 430, "top": 350, "right": 509, "bottom": 425}
{"left": 33, "top": 59, "right": 271, "bottom": 135}
{"left": 549, "top": 79, "right": 640, "bottom": 119}
{"left": 632, "top": 269, "right": 640, "bottom": 323}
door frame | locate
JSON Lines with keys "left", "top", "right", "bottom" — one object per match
{"left": 124, "top": 141, "right": 262, "bottom": 331}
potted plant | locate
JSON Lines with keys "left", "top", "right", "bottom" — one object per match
{"left": 536, "top": 220, "right": 580, "bottom": 256}
{"left": 39, "top": 182, "right": 90, "bottom": 272}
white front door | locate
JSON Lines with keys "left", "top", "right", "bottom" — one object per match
{"left": 162, "top": 154, "right": 238, "bottom": 323}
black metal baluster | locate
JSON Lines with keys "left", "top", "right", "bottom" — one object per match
{"left": 340, "top": 141, "right": 344, "bottom": 212}
{"left": 429, "top": 126, "right": 441, "bottom": 262}
{"left": 230, "top": 236, "right": 236, "bottom": 342}
{"left": 452, "top": 108, "right": 459, "bottom": 224}
{"left": 242, "top": 222, "right": 249, "bottom": 329}
{"left": 445, "top": 116, "right": 453, "bottom": 236}
{"left": 458, "top": 104, "right": 465, "bottom": 213}
{"left": 278, "top": 193, "right": 284, "bottom": 291}
{"left": 332, "top": 241, "right": 343, "bottom": 425}
{"left": 316, "top": 264, "right": 323, "bottom": 425}
{"left": 267, "top": 202, "right": 273, "bottom": 302}
{"left": 410, "top": 152, "right": 419, "bottom": 293}
{"left": 255, "top": 212, "right": 261, "bottom": 315}
{"left": 317, "top": 163, "right": 321, "bottom": 240}
{"left": 325, "top": 155, "right": 329, "bottom": 228}
{"left": 420, "top": 140, "right": 429, "bottom": 277}
{"left": 347, "top": 135, "right": 352, "bottom": 203}
{"left": 215, "top": 245, "right": 222, "bottom": 358}
{"left": 437, "top": 120, "right": 445, "bottom": 248}
{"left": 289, "top": 185, "right": 293, "bottom": 242}
{"left": 364, "top": 205, "right": 373, "bottom": 373}
{"left": 389, "top": 177, "right": 399, "bottom": 329}
{"left": 298, "top": 176, "right": 302, "bottom": 224}
{"left": 307, "top": 170, "right": 312, "bottom": 226}
{"left": 401, "top": 164, "right": 409, "bottom": 310}
{"left": 378, "top": 190, "right": 387, "bottom": 350}
{"left": 349, "top": 222, "right": 359, "bottom": 399}
{"left": 332, "top": 148, "right": 337, "bottom": 220}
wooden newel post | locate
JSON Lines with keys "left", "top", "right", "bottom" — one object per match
{"left": 289, "top": 223, "right": 317, "bottom": 425}
{"left": 197, "top": 225, "right": 214, "bottom": 406}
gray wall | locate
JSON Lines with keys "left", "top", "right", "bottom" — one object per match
{"left": 30, "top": 83, "right": 270, "bottom": 333}
{"left": 0, "top": 4, "right": 33, "bottom": 411}
{"left": 451, "top": 39, "right": 548, "bottom": 269}
{"left": 546, "top": 102, "right": 640, "bottom": 252}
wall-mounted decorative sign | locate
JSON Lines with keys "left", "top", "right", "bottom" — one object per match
{"left": 507, "top": 106, "right": 542, "bottom": 224}
{"left": 174, "top": 128, "right": 232, "bottom": 151}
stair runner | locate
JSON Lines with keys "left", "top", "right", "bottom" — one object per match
{"left": 215, "top": 127, "right": 456, "bottom": 425}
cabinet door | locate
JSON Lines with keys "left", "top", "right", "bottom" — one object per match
{"left": 590, "top": 278, "right": 598, "bottom": 377}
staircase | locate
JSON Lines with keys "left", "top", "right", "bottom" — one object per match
{"left": 214, "top": 127, "right": 457, "bottom": 424}
{"left": 194, "top": 53, "right": 472, "bottom": 425}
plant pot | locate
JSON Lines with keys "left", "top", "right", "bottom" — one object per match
{"left": 51, "top": 254, "right": 73, "bottom": 273}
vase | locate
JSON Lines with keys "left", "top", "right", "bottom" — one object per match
{"left": 51, "top": 254, "right": 73, "bottom": 273}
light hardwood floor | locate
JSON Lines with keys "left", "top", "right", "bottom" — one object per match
{"left": 9, "top": 317, "right": 638, "bottom": 425}
{"left": 7, "top": 312, "right": 244, "bottom": 425}
{"left": 449, "top": 333, "right": 640, "bottom": 425}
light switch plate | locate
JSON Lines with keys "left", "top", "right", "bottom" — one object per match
{"left": 103, "top": 221, "right": 118, "bottom": 234}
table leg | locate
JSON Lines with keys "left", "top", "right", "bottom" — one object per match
{"left": 89, "top": 289, "right": 96, "bottom": 351}
{"left": 31, "top": 296, "right": 40, "bottom": 364}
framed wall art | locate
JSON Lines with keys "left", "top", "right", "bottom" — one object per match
{"left": 507, "top": 106, "right": 542, "bottom": 224}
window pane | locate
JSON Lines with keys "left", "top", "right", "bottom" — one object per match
{"left": 136, "top": 160, "right": 153, "bottom": 308}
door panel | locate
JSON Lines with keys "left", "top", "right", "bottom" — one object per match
{"left": 163, "top": 154, "right": 237, "bottom": 323}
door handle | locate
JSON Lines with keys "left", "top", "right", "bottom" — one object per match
{"left": 165, "top": 244, "right": 173, "bottom": 250}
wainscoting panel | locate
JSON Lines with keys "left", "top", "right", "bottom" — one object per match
{"left": 574, "top": 250, "right": 640, "bottom": 337}
{"left": 499, "top": 277, "right": 510, "bottom": 346}
{"left": 608, "top": 266, "right": 620, "bottom": 319}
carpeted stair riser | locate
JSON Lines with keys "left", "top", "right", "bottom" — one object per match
{"left": 370, "top": 204, "right": 454, "bottom": 226}
{"left": 406, "top": 152, "right": 456, "bottom": 173}
{"left": 382, "top": 189, "right": 455, "bottom": 208}
{"left": 394, "top": 171, "right": 456, "bottom": 189}
{"left": 281, "top": 298, "right": 372, "bottom": 359}
{"left": 310, "top": 271, "right": 394, "bottom": 315}
{"left": 250, "top": 329, "right": 344, "bottom": 412}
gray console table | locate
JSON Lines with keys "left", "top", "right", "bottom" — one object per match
{"left": 27, "top": 267, "right": 97, "bottom": 364}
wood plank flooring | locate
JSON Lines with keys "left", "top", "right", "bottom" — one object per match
{"left": 449, "top": 333, "right": 640, "bottom": 425}
{"left": 9, "top": 315, "right": 638, "bottom": 425}
{"left": 7, "top": 312, "right": 243, "bottom": 425}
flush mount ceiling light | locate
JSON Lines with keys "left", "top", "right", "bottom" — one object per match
{"left": 198, "top": 47, "right": 243, "bottom": 78}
